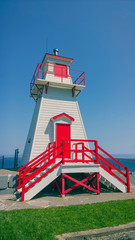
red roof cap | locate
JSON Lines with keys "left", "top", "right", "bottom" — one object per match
{"left": 42, "top": 53, "right": 73, "bottom": 64}
{"left": 51, "top": 113, "right": 74, "bottom": 121}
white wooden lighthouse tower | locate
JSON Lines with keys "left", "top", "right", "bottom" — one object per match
{"left": 21, "top": 49, "right": 87, "bottom": 166}
{"left": 17, "top": 49, "right": 130, "bottom": 201}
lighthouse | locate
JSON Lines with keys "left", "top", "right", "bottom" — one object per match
{"left": 21, "top": 49, "right": 87, "bottom": 166}
{"left": 17, "top": 50, "right": 130, "bottom": 201}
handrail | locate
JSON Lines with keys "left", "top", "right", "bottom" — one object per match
{"left": 98, "top": 146, "right": 127, "bottom": 170}
{"left": 62, "top": 139, "right": 130, "bottom": 192}
{"left": 17, "top": 148, "right": 61, "bottom": 190}
{"left": 18, "top": 147, "right": 56, "bottom": 179}
{"left": 84, "top": 146, "right": 129, "bottom": 190}
{"left": 17, "top": 144, "right": 62, "bottom": 201}
{"left": 73, "top": 71, "right": 85, "bottom": 85}
{"left": 30, "top": 63, "right": 85, "bottom": 93}
{"left": 18, "top": 142, "right": 56, "bottom": 173}
{"left": 89, "top": 149, "right": 127, "bottom": 184}
{"left": 17, "top": 143, "right": 57, "bottom": 181}
{"left": 25, "top": 160, "right": 62, "bottom": 193}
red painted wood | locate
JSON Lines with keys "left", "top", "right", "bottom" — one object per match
{"left": 56, "top": 123, "right": 70, "bottom": 158}
{"left": 51, "top": 113, "right": 74, "bottom": 121}
{"left": 62, "top": 173, "right": 100, "bottom": 195}
{"left": 17, "top": 139, "right": 131, "bottom": 201}
{"left": 54, "top": 63, "right": 68, "bottom": 78}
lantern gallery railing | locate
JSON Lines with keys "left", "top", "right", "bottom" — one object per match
{"left": 30, "top": 63, "right": 85, "bottom": 93}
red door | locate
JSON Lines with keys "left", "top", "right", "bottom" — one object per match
{"left": 56, "top": 123, "right": 70, "bottom": 158}
{"left": 54, "top": 63, "right": 68, "bottom": 78}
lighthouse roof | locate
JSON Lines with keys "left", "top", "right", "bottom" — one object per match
{"left": 42, "top": 53, "right": 74, "bottom": 64}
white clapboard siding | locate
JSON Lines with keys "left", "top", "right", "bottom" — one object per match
{"left": 21, "top": 86, "right": 88, "bottom": 166}
{"left": 21, "top": 98, "right": 41, "bottom": 165}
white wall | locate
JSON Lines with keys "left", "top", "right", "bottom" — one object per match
{"left": 21, "top": 86, "right": 88, "bottom": 165}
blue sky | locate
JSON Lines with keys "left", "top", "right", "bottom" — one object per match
{"left": 0, "top": 0, "right": 135, "bottom": 156}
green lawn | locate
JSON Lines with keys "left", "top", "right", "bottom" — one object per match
{"left": 0, "top": 199, "right": 135, "bottom": 240}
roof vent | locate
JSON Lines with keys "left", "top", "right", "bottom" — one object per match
{"left": 53, "top": 48, "right": 59, "bottom": 56}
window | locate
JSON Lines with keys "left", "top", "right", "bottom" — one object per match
{"left": 54, "top": 63, "right": 68, "bottom": 78}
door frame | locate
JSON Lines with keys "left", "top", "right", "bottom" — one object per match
{"left": 52, "top": 118, "right": 73, "bottom": 143}
{"left": 55, "top": 123, "right": 71, "bottom": 159}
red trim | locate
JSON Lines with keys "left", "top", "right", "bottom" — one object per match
{"left": 51, "top": 113, "right": 74, "bottom": 121}
{"left": 42, "top": 53, "right": 73, "bottom": 64}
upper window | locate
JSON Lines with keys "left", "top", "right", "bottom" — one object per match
{"left": 54, "top": 63, "right": 68, "bottom": 78}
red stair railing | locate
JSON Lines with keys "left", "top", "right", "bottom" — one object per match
{"left": 17, "top": 142, "right": 62, "bottom": 201}
{"left": 17, "top": 139, "right": 130, "bottom": 201}
{"left": 84, "top": 146, "right": 130, "bottom": 192}
{"left": 62, "top": 139, "right": 130, "bottom": 192}
{"left": 97, "top": 146, "right": 130, "bottom": 192}
{"left": 18, "top": 142, "right": 56, "bottom": 175}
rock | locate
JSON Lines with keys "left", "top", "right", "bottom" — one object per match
{"left": 8, "top": 174, "right": 18, "bottom": 188}
{"left": 0, "top": 175, "right": 8, "bottom": 189}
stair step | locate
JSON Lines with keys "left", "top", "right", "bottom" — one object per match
{"left": 16, "top": 188, "right": 22, "bottom": 194}
{"left": 25, "top": 182, "right": 31, "bottom": 188}
{"left": 24, "top": 164, "right": 61, "bottom": 200}
{"left": 99, "top": 175, "right": 118, "bottom": 190}
{"left": 41, "top": 170, "right": 47, "bottom": 174}
{"left": 30, "top": 178, "right": 36, "bottom": 183}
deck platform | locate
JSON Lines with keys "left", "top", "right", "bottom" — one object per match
{"left": 61, "top": 163, "right": 100, "bottom": 174}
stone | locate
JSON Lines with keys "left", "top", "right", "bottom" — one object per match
{"left": 8, "top": 174, "right": 18, "bottom": 188}
{"left": 0, "top": 175, "right": 8, "bottom": 189}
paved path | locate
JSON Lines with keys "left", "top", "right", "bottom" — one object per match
{"left": 0, "top": 186, "right": 135, "bottom": 211}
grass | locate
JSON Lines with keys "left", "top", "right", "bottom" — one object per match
{"left": 0, "top": 199, "right": 135, "bottom": 240}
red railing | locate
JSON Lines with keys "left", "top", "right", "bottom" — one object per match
{"left": 62, "top": 139, "right": 130, "bottom": 192}
{"left": 30, "top": 63, "right": 85, "bottom": 93}
{"left": 17, "top": 142, "right": 62, "bottom": 201}
{"left": 17, "top": 139, "right": 130, "bottom": 201}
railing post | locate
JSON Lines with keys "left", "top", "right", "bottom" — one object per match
{"left": 126, "top": 167, "right": 130, "bottom": 193}
{"left": 75, "top": 144, "right": 77, "bottom": 161}
{"left": 53, "top": 142, "right": 55, "bottom": 162}
{"left": 62, "top": 140, "right": 65, "bottom": 164}
{"left": 82, "top": 143, "right": 84, "bottom": 163}
{"left": 21, "top": 171, "right": 26, "bottom": 201}
{"left": 62, "top": 173, "right": 65, "bottom": 197}
{"left": 37, "top": 63, "right": 39, "bottom": 78}
{"left": 61, "top": 67, "right": 63, "bottom": 83}
{"left": 97, "top": 173, "right": 100, "bottom": 194}
{"left": 14, "top": 149, "right": 19, "bottom": 168}
{"left": 48, "top": 143, "right": 50, "bottom": 162}
{"left": 95, "top": 141, "right": 98, "bottom": 164}
{"left": 69, "top": 66, "right": 70, "bottom": 77}
{"left": 84, "top": 72, "right": 85, "bottom": 85}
